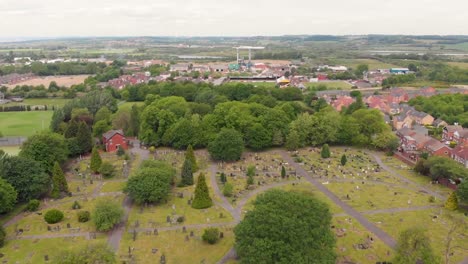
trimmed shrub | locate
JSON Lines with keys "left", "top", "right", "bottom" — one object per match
{"left": 72, "top": 201, "right": 81, "bottom": 210}
{"left": 0, "top": 226, "right": 5, "bottom": 248}
{"left": 26, "top": 199, "right": 40, "bottom": 212}
{"left": 77, "top": 211, "right": 90, "bottom": 223}
{"left": 44, "top": 209, "right": 64, "bottom": 224}
{"left": 202, "top": 228, "right": 220, "bottom": 244}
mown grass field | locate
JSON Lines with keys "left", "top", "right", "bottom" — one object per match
{"left": 0, "top": 111, "right": 53, "bottom": 136}
{"left": 330, "top": 59, "right": 401, "bottom": 70}
{"left": 4, "top": 98, "right": 71, "bottom": 108}
{"left": 307, "top": 81, "right": 353, "bottom": 90}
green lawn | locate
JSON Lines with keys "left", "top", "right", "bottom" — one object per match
{"left": 117, "top": 101, "right": 145, "bottom": 111}
{"left": 4, "top": 98, "right": 71, "bottom": 108}
{"left": 367, "top": 210, "right": 468, "bottom": 264}
{"left": 0, "top": 111, "right": 53, "bottom": 137}
{"left": 119, "top": 228, "right": 234, "bottom": 264}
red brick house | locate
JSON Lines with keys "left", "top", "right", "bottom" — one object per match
{"left": 103, "top": 130, "right": 128, "bottom": 152}
{"left": 452, "top": 144, "right": 468, "bottom": 168}
{"left": 424, "top": 139, "right": 451, "bottom": 158}
{"left": 442, "top": 125, "right": 464, "bottom": 142}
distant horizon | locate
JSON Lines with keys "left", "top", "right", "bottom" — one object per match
{"left": 2, "top": 34, "right": 468, "bottom": 43}
{"left": 2, "top": 0, "right": 468, "bottom": 37}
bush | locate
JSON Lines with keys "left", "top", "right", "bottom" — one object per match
{"left": 428, "top": 196, "right": 436, "bottom": 203}
{"left": 99, "top": 162, "right": 115, "bottom": 178}
{"left": 93, "top": 199, "right": 124, "bottom": 231}
{"left": 223, "top": 182, "right": 233, "bottom": 197}
{"left": 44, "top": 209, "right": 64, "bottom": 224}
{"left": 176, "top": 216, "right": 185, "bottom": 223}
{"left": 77, "top": 211, "right": 90, "bottom": 223}
{"left": 202, "top": 228, "right": 220, "bottom": 244}
{"left": 0, "top": 226, "right": 5, "bottom": 248}
{"left": 26, "top": 199, "right": 40, "bottom": 212}
{"left": 72, "top": 201, "right": 81, "bottom": 210}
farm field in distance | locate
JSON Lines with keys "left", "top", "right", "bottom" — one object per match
{"left": 6, "top": 75, "right": 90, "bottom": 89}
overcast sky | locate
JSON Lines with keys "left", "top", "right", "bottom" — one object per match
{"left": 1, "top": 0, "right": 467, "bottom": 37}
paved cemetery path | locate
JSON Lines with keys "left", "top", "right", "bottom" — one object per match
{"left": 279, "top": 150, "right": 397, "bottom": 248}
{"left": 368, "top": 152, "right": 444, "bottom": 200}
{"left": 333, "top": 205, "right": 440, "bottom": 217}
{"left": 460, "top": 257, "right": 468, "bottom": 264}
{"left": 107, "top": 140, "right": 148, "bottom": 252}
{"left": 209, "top": 164, "right": 241, "bottom": 221}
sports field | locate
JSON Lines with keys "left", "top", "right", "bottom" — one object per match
{"left": 0, "top": 111, "right": 53, "bottom": 137}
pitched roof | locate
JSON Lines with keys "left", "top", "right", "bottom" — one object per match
{"left": 425, "top": 139, "right": 446, "bottom": 152}
{"left": 452, "top": 145, "right": 468, "bottom": 159}
{"left": 103, "top": 129, "right": 124, "bottom": 140}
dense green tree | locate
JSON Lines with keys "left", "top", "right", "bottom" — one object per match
{"left": 99, "top": 162, "right": 116, "bottom": 178}
{"left": 125, "top": 166, "right": 174, "bottom": 204}
{"left": 321, "top": 144, "right": 331, "bottom": 158}
{"left": 53, "top": 243, "right": 116, "bottom": 264}
{"left": 0, "top": 178, "right": 17, "bottom": 213}
{"left": 234, "top": 190, "right": 336, "bottom": 263}
{"left": 44, "top": 209, "right": 64, "bottom": 224}
{"left": 281, "top": 165, "right": 286, "bottom": 178}
{"left": 223, "top": 182, "right": 233, "bottom": 197}
{"left": 202, "top": 228, "right": 220, "bottom": 245}
{"left": 94, "top": 106, "right": 112, "bottom": 123}
{"left": 415, "top": 156, "right": 468, "bottom": 181}
{"left": 0, "top": 156, "right": 50, "bottom": 202}
{"left": 64, "top": 120, "right": 79, "bottom": 138}
{"left": 341, "top": 154, "right": 347, "bottom": 166}
{"left": 129, "top": 104, "right": 141, "bottom": 136}
{"left": 208, "top": 129, "right": 244, "bottom": 161}
{"left": 285, "top": 128, "right": 301, "bottom": 150}
{"left": 50, "top": 109, "right": 65, "bottom": 133}
{"left": 93, "top": 199, "right": 124, "bottom": 231}
{"left": 76, "top": 122, "right": 93, "bottom": 154}
{"left": 51, "top": 162, "right": 69, "bottom": 198}
{"left": 456, "top": 180, "right": 468, "bottom": 203}
{"left": 90, "top": 147, "right": 102, "bottom": 173}
{"left": 245, "top": 123, "right": 271, "bottom": 150}
{"left": 354, "top": 64, "right": 369, "bottom": 78}
{"left": 20, "top": 132, "right": 68, "bottom": 173}
{"left": 192, "top": 173, "right": 213, "bottom": 209}
{"left": 93, "top": 120, "right": 111, "bottom": 137}
{"left": 185, "top": 145, "right": 198, "bottom": 172}
{"left": 393, "top": 227, "right": 440, "bottom": 264}
{"left": 180, "top": 158, "right": 194, "bottom": 186}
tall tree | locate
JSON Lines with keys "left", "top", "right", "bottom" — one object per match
{"left": 129, "top": 104, "right": 140, "bottom": 137}
{"left": 192, "top": 173, "right": 213, "bottom": 209}
{"left": 0, "top": 156, "right": 50, "bottom": 202}
{"left": 208, "top": 128, "right": 244, "bottom": 161}
{"left": 90, "top": 147, "right": 102, "bottom": 173}
{"left": 0, "top": 178, "right": 17, "bottom": 214}
{"left": 341, "top": 154, "right": 347, "bottom": 166}
{"left": 77, "top": 122, "right": 93, "bottom": 154}
{"left": 20, "top": 132, "right": 68, "bottom": 173}
{"left": 125, "top": 166, "right": 174, "bottom": 204}
{"left": 445, "top": 192, "right": 458, "bottom": 211}
{"left": 281, "top": 165, "right": 286, "bottom": 179}
{"left": 51, "top": 162, "right": 69, "bottom": 198}
{"left": 64, "top": 120, "right": 79, "bottom": 138}
{"left": 94, "top": 106, "right": 112, "bottom": 123}
{"left": 285, "top": 128, "right": 301, "bottom": 151}
{"left": 180, "top": 158, "right": 194, "bottom": 186}
{"left": 92, "top": 199, "right": 124, "bottom": 232}
{"left": 185, "top": 145, "right": 198, "bottom": 172}
{"left": 321, "top": 144, "right": 331, "bottom": 158}
{"left": 393, "top": 227, "right": 440, "bottom": 264}
{"left": 234, "top": 190, "right": 336, "bottom": 263}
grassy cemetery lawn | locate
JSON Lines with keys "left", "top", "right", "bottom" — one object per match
{"left": 0, "top": 111, "right": 53, "bottom": 137}
{"left": 127, "top": 184, "right": 234, "bottom": 229}
{"left": 5, "top": 195, "right": 125, "bottom": 236}
{"left": 0, "top": 145, "right": 21, "bottom": 155}
{"left": 325, "top": 182, "right": 438, "bottom": 211}
{"left": 100, "top": 181, "right": 126, "bottom": 193}
{"left": 333, "top": 216, "right": 393, "bottom": 263}
{"left": 69, "top": 151, "right": 131, "bottom": 180}
{"left": 0, "top": 237, "right": 107, "bottom": 263}
{"left": 216, "top": 150, "right": 296, "bottom": 205}
{"left": 118, "top": 228, "right": 234, "bottom": 264}
{"left": 367, "top": 209, "right": 468, "bottom": 264}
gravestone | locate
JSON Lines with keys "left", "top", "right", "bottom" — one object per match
{"left": 44, "top": 255, "right": 49, "bottom": 261}
{"left": 160, "top": 254, "right": 166, "bottom": 264}
{"left": 190, "top": 231, "right": 194, "bottom": 237}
